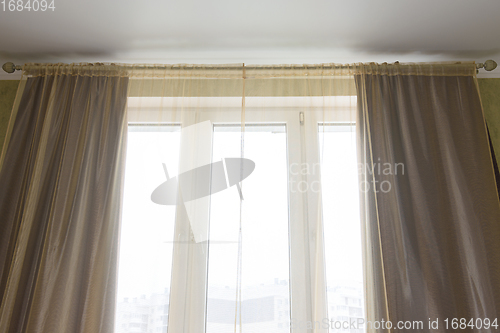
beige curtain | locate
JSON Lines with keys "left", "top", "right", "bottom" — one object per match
{"left": 0, "top": 64, "right": 129, "bottom": 332}
{"left": 355, "top": 62, "right": 500, "bottom": 332}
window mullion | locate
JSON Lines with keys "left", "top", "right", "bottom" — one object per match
{"left": 287, "top": 110, "right": 328, "bottom": 332}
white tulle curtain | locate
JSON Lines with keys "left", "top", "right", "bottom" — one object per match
{"left": 122, "top": 64, "right": 357, "bottom": 333}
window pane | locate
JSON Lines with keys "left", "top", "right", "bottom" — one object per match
{"left": 319, "top": 124, "right": 365, "bottom": 333}
{"left": 115, "top": 125, "right": 181, "bottom": 333}
{"left": 206, "top": 125, "right": 290, "bottom": 333}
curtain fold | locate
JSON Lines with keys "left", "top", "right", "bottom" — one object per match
{"left": 487, "top": 126, "right": 500, "bottom": 195}
{"left": 0, "top": 69, "right": 129, "bottom": 332}
{"left": 355, "top": 63, "right": 500, "bottom": 332}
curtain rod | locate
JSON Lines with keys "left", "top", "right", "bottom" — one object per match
{"left": 2, "top": 60, "right": 498, "bottom": 74}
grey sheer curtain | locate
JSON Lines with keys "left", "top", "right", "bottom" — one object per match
{"left": 0, "top": 67, "right": 129, "bottom": 332}
{"left": 355, "top": 63, "right": 500, "bottom": 332}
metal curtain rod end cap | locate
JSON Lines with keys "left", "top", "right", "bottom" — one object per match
{"left": 2, "top": 62, "right": 17, "bottom": 74}
{"left": 484, "top": 59, "right": 497, "bottom": 71}
{"left": 478, "top": 60, "right": 498, "bottom": 71}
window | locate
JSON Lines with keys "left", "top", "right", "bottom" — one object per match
{"left": 115, "top": 97, "right": 365, "bottom": 333}
{"left": 320, "top": 124, "right": 365, "bottom": 332}
{"left": 115, "top": 125, "right": 180, "bottom": 333}
{"left": 206, "top": 125, "right": 289, "bottom": 333}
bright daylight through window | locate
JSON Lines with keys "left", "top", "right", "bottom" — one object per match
{"left": 115, "top": 125, "right": 180, "bottom": 333}
{"left": 206, "top": 125, "right": 289, "bottom": 333}
{"left": 320, "top": 124, "right": 365, "bottom": 333}
{"left": 115, "top": 103, "right": 365, "bottom": 333}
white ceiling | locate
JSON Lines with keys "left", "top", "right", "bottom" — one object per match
{"left": 2, "top": 0, "right": 500, "bottom": 78}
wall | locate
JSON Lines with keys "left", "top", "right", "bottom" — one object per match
{"left": 0, "top": 80, "right": 18, "bottom": 153}
{"left": 0, "top": 79, "right": 500, "bottom": 165}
